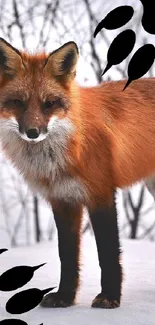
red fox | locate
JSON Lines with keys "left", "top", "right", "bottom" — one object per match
{"left": 0, "top": 38, "right": 154, "bottom": 309}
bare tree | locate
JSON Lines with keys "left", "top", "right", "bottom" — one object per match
{"left": 0, "top": 153, "right": 32, "bottom": 246}
{"left": 33, "top": 196, "right": 41, "bottom": 242}
{"left": 122, "top": 186, "right": 155, "bottom": 239}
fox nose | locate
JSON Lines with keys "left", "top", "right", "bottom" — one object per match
{"left": 26, "top": 128, "right": 40, "bottom": 139}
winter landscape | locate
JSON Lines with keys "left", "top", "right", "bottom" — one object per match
{"left": 0, "top": 0, "right": 155, "bottom": 324}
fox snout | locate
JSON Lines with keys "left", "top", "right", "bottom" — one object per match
{"left": 23, "top": 126, "right": 47, "bottom": 142}
{"left": 26, "top": 127, "right": 40, "bottom": 139}
{"left": 19, "top": 124, "right": 48, "bottom": 142}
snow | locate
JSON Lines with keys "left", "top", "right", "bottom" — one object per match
{"left": 0, "top": 234, "right": 155, "bottom": 325}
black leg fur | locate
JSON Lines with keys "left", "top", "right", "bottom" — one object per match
{"left": 89, "top": 192, "right": 122, "bottom": 308}
{"left": 41, "top": 201, "right": 82, "bottom": 308}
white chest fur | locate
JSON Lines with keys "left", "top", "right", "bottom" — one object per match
{"left": 0, "top": 116, "right": 88, "bottom": 204}
{"left": 28, "top": 175, "right": 88, "bottom": 204}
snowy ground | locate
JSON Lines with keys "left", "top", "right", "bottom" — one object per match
{"left": 0, "top": 234, "right": 155, "bottom": 325}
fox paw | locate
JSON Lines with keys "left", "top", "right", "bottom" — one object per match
{"left": 40, "top": 292, "right": 75, "bottom": 308}
{"left": 92, "top": 293, "right": 120, "bottom": 309}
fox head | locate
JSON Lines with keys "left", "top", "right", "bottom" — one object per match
{"left": 0, "top": 38, "right": 79, "bottom": 144}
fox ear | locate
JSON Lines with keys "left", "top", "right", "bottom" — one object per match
{"left": 45, "top": 42, "right": 79, "bottom": 82}
{"left": 0, "top": 38, "right": 24, "bottom": 77}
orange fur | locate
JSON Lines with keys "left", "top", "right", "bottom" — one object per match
{"left": 59, "top": 78, "right": 155, "bottom": 208}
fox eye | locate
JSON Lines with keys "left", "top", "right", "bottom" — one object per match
{"left": 42, "top": 98, "right": 66, "bottom": 112}
{"left": 4, "top": 98, "right": 24, "bottom": 107}
{"left": 43, "top": 100, "right": 55, "bottom": 111}
{"left": 11, "top": 99, "right": 24, "bottom": 107}
{"left": 3, "top": 98, "right": 25, "bottom": 109}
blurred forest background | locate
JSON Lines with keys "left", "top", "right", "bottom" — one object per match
{"left": 0, "top": 0, "right": 155, "bottom": 246}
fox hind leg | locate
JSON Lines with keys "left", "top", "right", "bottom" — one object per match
{"left": 89, "top": 192, "right": 122, "bottom": 308}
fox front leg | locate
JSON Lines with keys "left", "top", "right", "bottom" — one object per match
{"left": 41, "top": 201, "right": 83, "bottom": 308}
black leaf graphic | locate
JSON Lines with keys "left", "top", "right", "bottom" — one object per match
{"left": 102, "top": 29, "right": 136, "bottom": 75}
{"left": 0, "top": 320, "right": 43, "bottom": 325}
{"left": 6, "top": 287, "right": 56, "bottom": 314}
{"left": 94, "top": 5, "right": 134, "bottom": 37}
{"left": 0, "top": 249, "right": 8, "bottom": 255}
{"left": 0, "top": 320, "right": 27, "bottom": 325}
{"left": 0, "top": 263, "right": 46, "bottom": 291}
{"left": 140, "top": 0, "right": 155, "bottom": 35}
{"left": 123, "top": 44, "right": 155, "bottom": 90}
